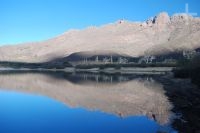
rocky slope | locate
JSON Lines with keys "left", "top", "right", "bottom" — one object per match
{"left": 0, "top": 12, "right": 200, "bottom": 63}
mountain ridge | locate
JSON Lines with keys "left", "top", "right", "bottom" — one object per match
{"left": 0, "top": 12, "right": 200, "bottom": 63}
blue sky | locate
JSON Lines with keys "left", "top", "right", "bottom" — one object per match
{"left": 0, "top": 0, "right": 200, "bottom": 45}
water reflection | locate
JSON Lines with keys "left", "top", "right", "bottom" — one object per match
{"left": 67, "top": 72, "right": 134, "bottom": 84}
{"left": 0, "top": 71, "right": 173, "bottom": 126}
{"left": 0, "top": 90, "right": 175, "bottom": 133}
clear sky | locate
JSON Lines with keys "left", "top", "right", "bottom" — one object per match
{"left": 0, "top": 0, "right": 200, "bottom": 45}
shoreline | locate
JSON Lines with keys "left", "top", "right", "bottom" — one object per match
{"left": 0, "top": 67, "right": 174, "bottom": 74}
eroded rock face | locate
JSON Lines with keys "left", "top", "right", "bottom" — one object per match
{"left": 153, "top": 12, "right": 171, "bottom": 31}
{"left": 171, "top": 13, "right": 193, "bottom": 23}
{"left": 146, "top": 17, "right": 154, "bottom": 26}
{"left": 143, "top": 12, "right": 170, "bottom": 29}
{"left": 154, "top": 12, "right": 170, "bottom": 25}
{"left": 0, "top": 12, "right": 199, "bottom": 62}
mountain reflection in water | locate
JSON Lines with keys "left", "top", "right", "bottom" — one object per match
{"left": 0, "top": 71, "right": 173, "bottom": 126}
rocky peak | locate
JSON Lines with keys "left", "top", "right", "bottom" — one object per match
{"left": 146, "top": 17, "right": 154, "bottom": 26}
{"left": 153, "top": 12, "right": 171, "bottom": 25}
{"left": 170, "top": 13, "right": 193, "bottom": 23}
{"left": 143, "top": 12, "right": 170, "bottom": 28}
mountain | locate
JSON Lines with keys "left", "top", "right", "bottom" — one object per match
{"left": 0, "top": 12, "right": 200, "bottom": 63}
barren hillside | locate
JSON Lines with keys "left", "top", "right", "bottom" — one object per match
{"left": 0, "top": 12, "right": 200, "bottom": 62}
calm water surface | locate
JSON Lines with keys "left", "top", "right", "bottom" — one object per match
{"left": 0, "top": 71, "right": 177, "bottom": 133}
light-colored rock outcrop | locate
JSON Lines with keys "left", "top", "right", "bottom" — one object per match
{"left": 0, "top": 12, "right": 200, "bottom": 62}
